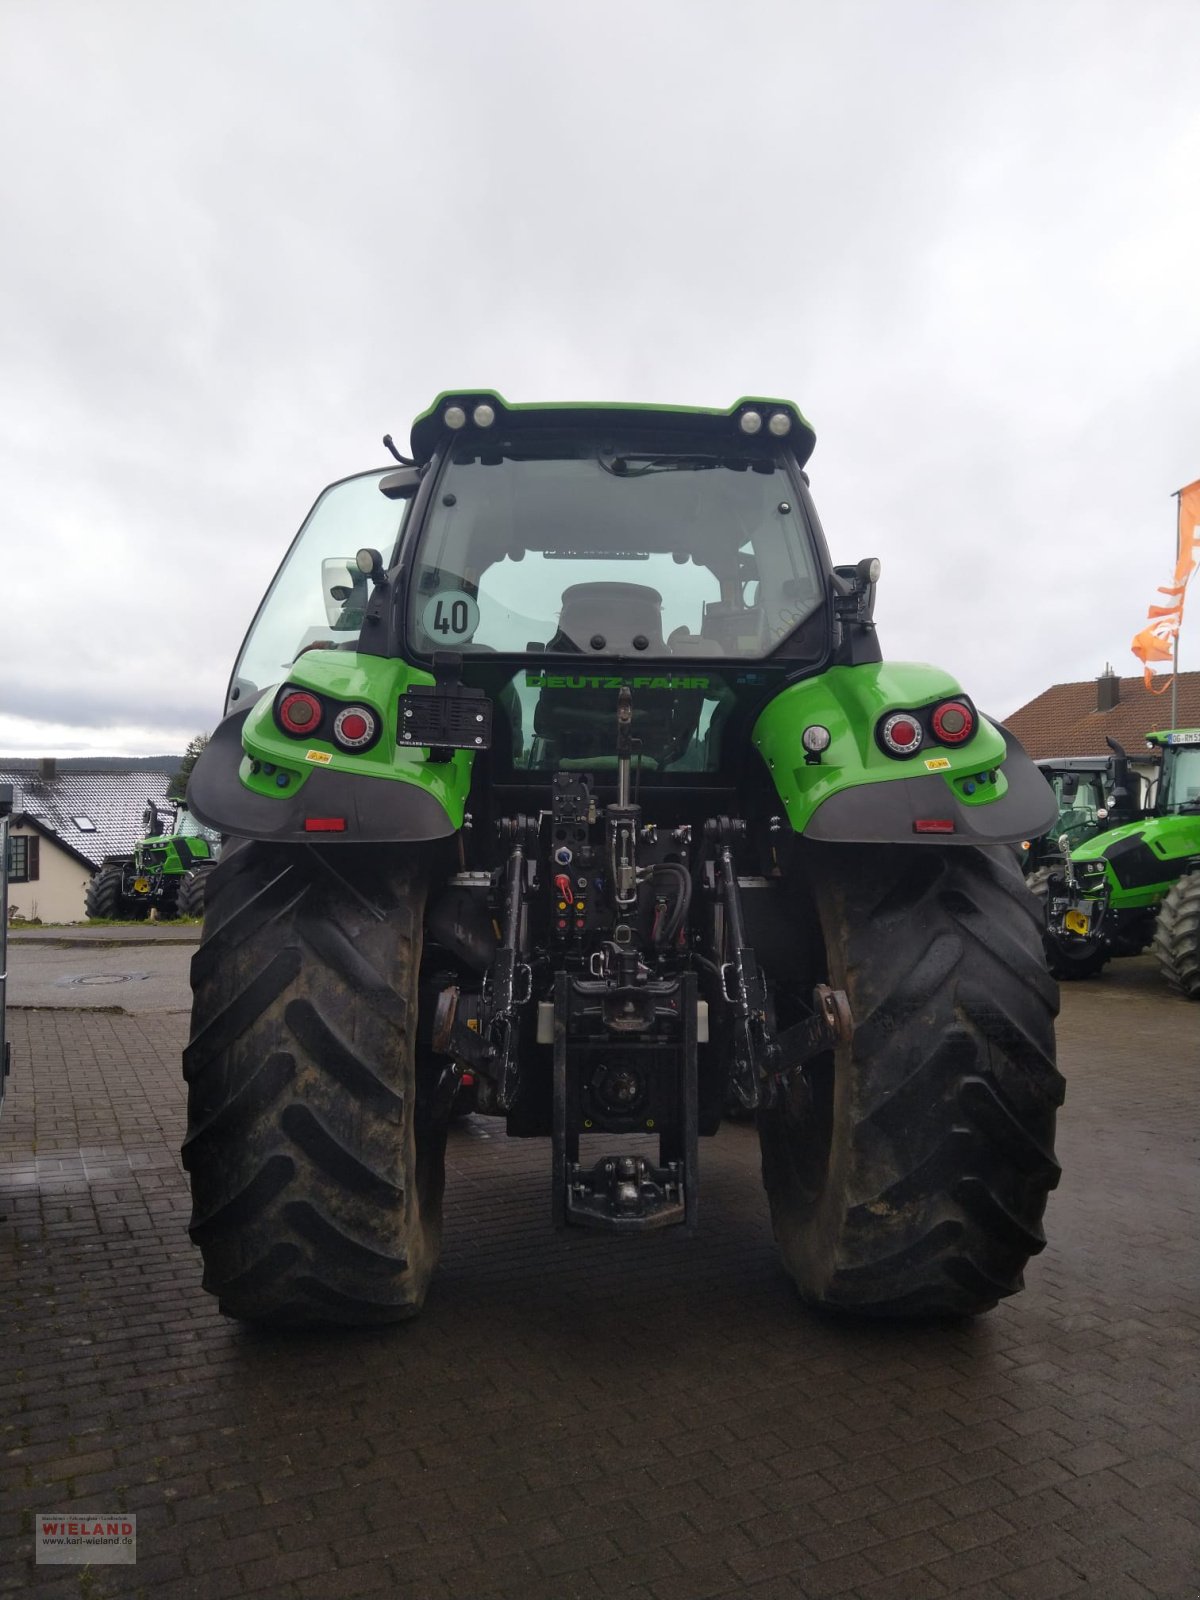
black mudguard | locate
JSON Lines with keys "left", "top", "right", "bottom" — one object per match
{"left": 805, "top": 726, "right": 1056, "bottom": 847}
{"left": 187, "top": 710, "right": 458, "bottom": 844}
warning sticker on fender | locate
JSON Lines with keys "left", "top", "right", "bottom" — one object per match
{"left": 305, "top": 750, "right": 333, "bottom": 765}
{"left": 924, "top": 756, "right": 951, "bottom": 771}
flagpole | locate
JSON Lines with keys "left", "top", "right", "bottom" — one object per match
{"left": 1172, "top": 490, "right": 1181, "bottom": 730}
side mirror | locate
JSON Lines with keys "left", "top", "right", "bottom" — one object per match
{"left": 322, "top": 559, "right": 369, "bottom": 629}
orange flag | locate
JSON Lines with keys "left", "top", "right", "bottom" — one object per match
{"left": 1131, "top": 478, "right": 1200, "bottom": 692}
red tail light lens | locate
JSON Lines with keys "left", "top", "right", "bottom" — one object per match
{"left": 332, "top": 706, "right": 378, "bottom": 749}
{"left": 879, "top": 712, "right": 923, "bottom": 756}
{"left": 278, "top": 691, "right": 322, "bottom": 736}
{"left": 931, "top": 700, "right": 974, "bottom": 744}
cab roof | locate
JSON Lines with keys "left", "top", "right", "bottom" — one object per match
{"left": 408, "top": 391, "right": 816, "bottom": 469}
{"left": 1035, "top": 756, "right": 1115, "bottom": 771}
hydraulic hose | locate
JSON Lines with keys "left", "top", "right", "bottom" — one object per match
{"left": 652, "top": 861, "right": 692, "bottom": 946}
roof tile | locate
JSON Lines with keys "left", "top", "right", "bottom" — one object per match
{"left": 0, "top": 768, "right": 176, "bottom": 869}
{"left": 1004, "top": 671, "right": 1200, "bottom": 759}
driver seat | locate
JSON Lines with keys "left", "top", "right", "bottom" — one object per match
{"left": 534, "top": 582, "right": 701, "bottom": 765}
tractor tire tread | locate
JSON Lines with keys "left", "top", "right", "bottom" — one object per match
{"left": 84, "top": 864, "right": 127, "bottom": 921}
{"left": 760, "top": 844, "right": 1061, "bottom": 1318}
{"left": 183, "top": 841, "right": 442, "bottom": 1326}
{"left": 176, "top": 862, "right": 217, "bottom": 921}
{"left": 1152, "top": 873, "right": 1200, "bottom": 999}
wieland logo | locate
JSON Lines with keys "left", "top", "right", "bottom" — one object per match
{"left": 36, "top": 1513, "right": 136, "bottom": 1565}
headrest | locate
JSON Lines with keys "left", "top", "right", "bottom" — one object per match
{"left": 554, "top": 582, "right": 666, "bottom": 653}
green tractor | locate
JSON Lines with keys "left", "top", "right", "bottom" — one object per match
{"left": 85, "top": 801, "right": 220, "bottom": 921}
{"left": 184, "top": 392, "right": 1062, "bottom": 1328}
{"left": 1022, "top": 742, "right": 1144, "bottom": 978}
{"left": 1043, "top": 729, "right": 1200, "bottom": 994}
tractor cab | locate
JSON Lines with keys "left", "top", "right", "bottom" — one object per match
{"left": 1026, "top": 757, "right": 1118, "bottom": 868}
{"left": 224, "top": 397, "right": 842, "bottom": 751}
{"left": 1149, "top": 729, "right": 1200, "bottom": 815}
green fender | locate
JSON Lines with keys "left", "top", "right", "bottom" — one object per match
{"left": 752, "top": 663, "right": 1056, "bottom": 846}
{"left": 187, "top": 652, "right": 475, "bottom": 843}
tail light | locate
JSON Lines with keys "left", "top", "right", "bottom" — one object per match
{"left": 332, "top": 706, "right": 378, "bottom": 750}
{"left": 879, "top": 712, "right": 923, "bottom": 757}
{"left": 278, "top": 690, "right": 322, "bottom": 736}
{"left": 931, "top": 700, "right": 974, "bottom": 744}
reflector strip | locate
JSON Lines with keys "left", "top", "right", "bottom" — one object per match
{"left": 913, "top": 819, "right": 955, "bottom": 833}
{"left": 304, "top": 817, "right": 347, "bottom": 832}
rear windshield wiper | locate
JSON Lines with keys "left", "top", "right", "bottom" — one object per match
{"left": 599, "top": 452, "right": 737, "bottom": 478}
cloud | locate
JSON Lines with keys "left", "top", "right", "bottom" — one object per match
{"left": 1, "top": 0, "right": 1198, "bottom": 757}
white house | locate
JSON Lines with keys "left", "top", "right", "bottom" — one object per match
{"left": 1, "top": 758, "right": 176, "bottom": 923}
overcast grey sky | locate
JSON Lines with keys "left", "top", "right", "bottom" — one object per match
{"left": 2, "top": 0, "right": 1198, "bottom": 755}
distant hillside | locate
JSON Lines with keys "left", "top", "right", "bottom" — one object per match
{"left": 0, "top": 755, "right": 183, "bottom": 772}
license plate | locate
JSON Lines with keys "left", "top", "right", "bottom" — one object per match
{"left": 1064, "top": 908, "right": 1090, "bottom": 936}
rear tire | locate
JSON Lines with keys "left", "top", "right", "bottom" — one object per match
{"left": 183, "top": 840, "right": 447, "bottom": 1326}
{"left": 84, "top": 863, "right": 127, "bottom": 920}
{"left": 758, "top": 843, "right": 1063, "bottom": 1318}
{"left": 1152, "top": 873, "right": 1200, "bottom": 1000}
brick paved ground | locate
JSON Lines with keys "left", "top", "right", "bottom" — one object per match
{"left": 1, "top": 956, "right": 1198, "bottom": 1600}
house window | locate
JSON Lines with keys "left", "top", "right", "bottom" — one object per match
{"left": 7, "top": 834, "right": 39, "bottom": 883}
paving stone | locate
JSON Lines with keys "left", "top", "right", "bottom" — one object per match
{"left": 1, "top": 963, "right": 1197, "bottom": 1597}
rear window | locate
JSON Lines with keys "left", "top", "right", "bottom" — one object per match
{"left": 407, "top": 439, "right": 825, "bottom": 663}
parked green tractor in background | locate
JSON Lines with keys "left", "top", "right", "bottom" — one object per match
{"left": 1043, "top": 730, "right": 1200, "bottom": 995}
{"left": 1024, "top": 740, "right": 1142, "bottom": 977}
{"left": 1022, "top": 743, "right": 1143, "bottom": 872}
{"left": 85, "top": 801, "right": 220, "bottom": 921}
{"left": 185, "top": 391, "right": 1062, "bottom": 1329}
